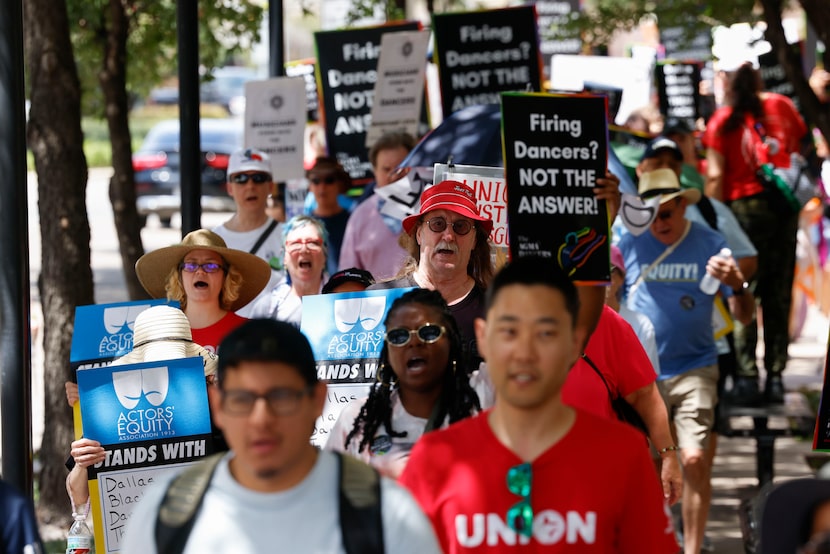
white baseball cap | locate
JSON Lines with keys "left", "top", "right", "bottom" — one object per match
{"left": 228, "top": 148, "right": 272, "bottom": 177}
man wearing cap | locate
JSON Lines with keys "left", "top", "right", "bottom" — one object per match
{"left": 214, "top": 148, "right": 285, "bottom": 317}
{"left": 368, "top": 180, "right": 495, "bottom": 367}
{"left": 617, "top": 168, "right": 755, "bottom": 554}
{"left": 121, "top": 319, "right": 441, "bottom": 553}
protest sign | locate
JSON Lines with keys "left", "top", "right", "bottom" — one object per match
{"left": 533, "top": 0, "right": 581, "bottom": 76}
{"left": 315, "top": 21, "right": 421, "bottom": 184}
{"left": 70, "top": 300, "right": 175, "bottom": 372}
{"left": 376, "top": 167, "right": 432, "bottom": 222}
{"left": 285, "top": 58, "right": 320, "bottom": 121}
{"left": 434, "top": 163, "right": 508, "bottom": 249}
{"left": 501, "top": 92, "right": 610, "bottom": 283}
{"left": 366, "top": 30, "right": 430, "bottom": 146}
{"left": 661, "top": 26, "right": 713, "bottom": 61}
{"left": 70, "top": 300, "right": 176, "bottom": 439}
{"left": 78, "top": 357, "right": 212, "bottom": 553}
{"left": 759, "top": 42, "right": 803, "bottom": 110}
{"left": 301, "top": 288, "right": 412, "bottom": 447}
{"left": 433, "top": 6, "right": 542, "bottom": 116}
{"left": 244, "top": 77, "right": 307, "bottom": 181}
{"left": 655, "top": 61, "right": 701, "bottom": 127}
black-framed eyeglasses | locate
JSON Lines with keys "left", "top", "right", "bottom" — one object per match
{"left": 178, "top": 262, "right": 227, "bottom": 273}
{"left": 310, "top": 175, "right": 338, "bottom": 185}
{"left": 506, "top": 462, "right": 533, "bottom": 538}
{"left": 231, "top": 172, "right": 270, "bottom": 184}
{"left": 221, "top": 387, "right": 313, "bottom": 416}
{"left": 424, "top": 217, "right": 474, "bottom": 236}
{"left": 385, "top": 323, "right": 446, "bottom": 347}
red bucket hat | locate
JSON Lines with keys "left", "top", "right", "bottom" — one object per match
{"left": 402, "top": 180, "right": 494, "bottom": 236}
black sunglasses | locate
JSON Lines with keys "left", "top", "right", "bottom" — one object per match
{"left": 385, "top": 323, "right": 446, "bottom": 347}
{"left": 310, "top": 175, "right": 338, "bottom": 185}
{"left": 424, "top": 217, "right": 474, "bottom": 236}
{"left": 231, "top": 173, "right": 270, "bottom": 184}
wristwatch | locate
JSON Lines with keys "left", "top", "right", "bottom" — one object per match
{"left": 733, "top": 281, "right": 750, "bottom": 296}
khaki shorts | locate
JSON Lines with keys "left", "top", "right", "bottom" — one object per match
{"left": 657, "top": 364, "right": 719, "bottom": 451}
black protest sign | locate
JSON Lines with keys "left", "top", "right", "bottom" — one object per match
{"left": 759, "top": 42, "right": 803, "bottom": 110}
{"left": 655, "top": 61, "right": 701, "bottom": 127}
{"left": 315, "top": 21, "right": 420, "bottom": 184}
{"left": 433, "top": 6, "right": 542, "bottom": 116}
{"left": 661, "top": 25, "right": 713, "bottom": 61}
{"left": 533, "top": 0, "right": 581, "bottom": 73}
{"left": 501, "top": 92, "right": 610, "bottom": 283}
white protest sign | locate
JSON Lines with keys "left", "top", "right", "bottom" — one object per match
{"left": 376, "top": 167, "right": 432, "bottom": 222}
{"left": 434, "top": 163, "right": 508, "bottom": 248}
{"left": 244, "top": 77, "right": 306, "bottom": 181}
{"left": 366, "top": 30, "right": 430, "bottom": 146}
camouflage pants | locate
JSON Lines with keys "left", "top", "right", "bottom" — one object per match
{"left": 729, "top": 195, "right": 798, "bottom": 377}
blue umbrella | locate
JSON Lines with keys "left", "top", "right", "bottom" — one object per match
{"left": 401, "top": 103, "right": 637, "bottom": 195}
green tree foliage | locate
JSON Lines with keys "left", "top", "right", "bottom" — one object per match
{"left": 68, "top": 1, "right": 265, "bottom": 115}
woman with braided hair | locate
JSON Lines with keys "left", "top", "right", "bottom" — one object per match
{"left": 326, "top": 288, "right": 491, "bottom": 478}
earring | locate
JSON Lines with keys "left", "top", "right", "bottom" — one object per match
{"left": 452, "top": 359, "right": 457, "bottom": 375}
{"left": 376, "top": 362, "right": 387, "bottom": 383}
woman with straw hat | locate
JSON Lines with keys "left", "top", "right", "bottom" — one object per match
{"left": 134, "top": 229, "right": 271, "bottom": 351}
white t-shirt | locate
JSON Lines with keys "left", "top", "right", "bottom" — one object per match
{"left": 619, "top": 304, "right": 661, "bottom": 374}
{"left": 326, "top": 371, "right": 494, "bottom": 478}
{"left": 213, "top": 218, "right": 285, "bottom": 318}
{"left": 121, "top": 450, "right": 441, "bottom": 554}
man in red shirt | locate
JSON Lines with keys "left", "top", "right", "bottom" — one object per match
{"left": 400, "top": 256, "right": 677, "bottom": 553}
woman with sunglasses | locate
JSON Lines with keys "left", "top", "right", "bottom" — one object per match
{"left": 251, "top": 215, "right": 329, "bottom": 327}
{"left": 326, "top": 288, "right": 490, "bottom": 479}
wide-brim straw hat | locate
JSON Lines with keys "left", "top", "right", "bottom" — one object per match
{"left": 111, "top": 305, "right": 218, "bottom": 376}
{"left": 135, "top": 229, "right": 271, "bottom": 312}
{"left": 638, "top": 168, "right": 701, "bottom": 205}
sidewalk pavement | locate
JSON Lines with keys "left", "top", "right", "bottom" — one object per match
{"left": 706, "top": 305, "right": 829, "bottom": 553}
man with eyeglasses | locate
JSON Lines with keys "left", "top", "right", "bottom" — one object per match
{"left": 399, "top": 256, "right": 678, "bottom": 552}
{"left": 122, "top": 318, "right": 441, "bottom": 553}
{"left": 368, "top": 179, "right": 493, "bottom": 368}
{"left": 617, "top": 168, "right": 755, "bottom": 554}
{"left": 214, "top": 148, "right": 285, "bottom": 317}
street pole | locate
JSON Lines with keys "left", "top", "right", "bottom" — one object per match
{"left": 0, "top": 0, "right": 34, "bottom": 497}
{"left": 178, "top": 0, "right": 201, "bottom": 236}
{"left": 269, "top": 0, "right": 284, "bottom": 77}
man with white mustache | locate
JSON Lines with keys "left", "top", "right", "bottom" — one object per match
{"left": 369, "top": 180, "right": 494, "bottom": 368}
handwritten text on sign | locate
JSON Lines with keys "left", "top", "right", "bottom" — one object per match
{"left": 98, "top": 463, "right": 189, "bottom": 552}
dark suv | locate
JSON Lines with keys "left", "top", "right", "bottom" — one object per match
{"left": 132, "top": 118, "right": 242, "bottom": 227}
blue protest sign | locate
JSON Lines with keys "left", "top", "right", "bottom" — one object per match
{"left": 301, "top": 288, "right": 412, "bottom": 447}
{"left": 70, "top": 299, "right": 177, "bottom": 370}
{"left": 77, "top": 356, "right": 211, "bottom": 448}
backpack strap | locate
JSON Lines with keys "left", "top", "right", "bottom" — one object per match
{"left": 337, "top": 452, "right": 385, "bottom": 554}
{"left": 697, "top": 195, "right": 718, "bottom": 231}
{"left": 155, "top": 452, "right": 225, "bottom": 554}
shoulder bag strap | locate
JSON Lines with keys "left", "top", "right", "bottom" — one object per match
{"left": 628, "top": 220, "right": 691, "bottom": 298}
{"left": 249, "top": 219, "right": 278, "bottom": 255}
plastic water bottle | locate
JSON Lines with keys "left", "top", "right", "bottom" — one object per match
{"left": 66, "top": 513, "right": 94, "bottom": 554}
{"left": 700, "top": 248, "right": 732, "bottom": 295}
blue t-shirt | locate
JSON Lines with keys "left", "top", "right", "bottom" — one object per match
{"left": 0, "top": 480, "right": 45, "bottom": 554}
{"left": 618, "top": 221, "right": 731, "bottom": 379}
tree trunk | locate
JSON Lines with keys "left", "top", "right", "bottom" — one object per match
{"left": 23, "top": 0, "right": 94, "bottom": 525}
{"left": 101, "top": 0, "right": 148, "bottom": 300}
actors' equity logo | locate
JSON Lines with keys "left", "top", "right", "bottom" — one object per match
{"left": 334, "top": 297, "right": 386, "bottom": 333}
{"left": 99, "top": 304, "right": 153, "bottom": 355}
{"left": 113, "top": 366, "right": 169, "bottom": 409}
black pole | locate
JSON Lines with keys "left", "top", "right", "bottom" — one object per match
{"left": 178, "top": 0, "right": 201, "bottom": 236}
{"left": 269, "top": 0, "right": 284, "bottom": 77}
{"left": 0, "top": 0, "right": 34, "bottom": 496}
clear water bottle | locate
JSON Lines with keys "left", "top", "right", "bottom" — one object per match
{"left": 66, "top": 513, "right": 94, "bottom": 554}
{"left": 700, "top": 247, "right": 732, "bottom": 295}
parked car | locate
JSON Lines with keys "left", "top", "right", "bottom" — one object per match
{"left": 132, "top": 118, "right": 242, "bottom": 227}
{"left": 200, "top": 66, "right": 260, "bottom": 116}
